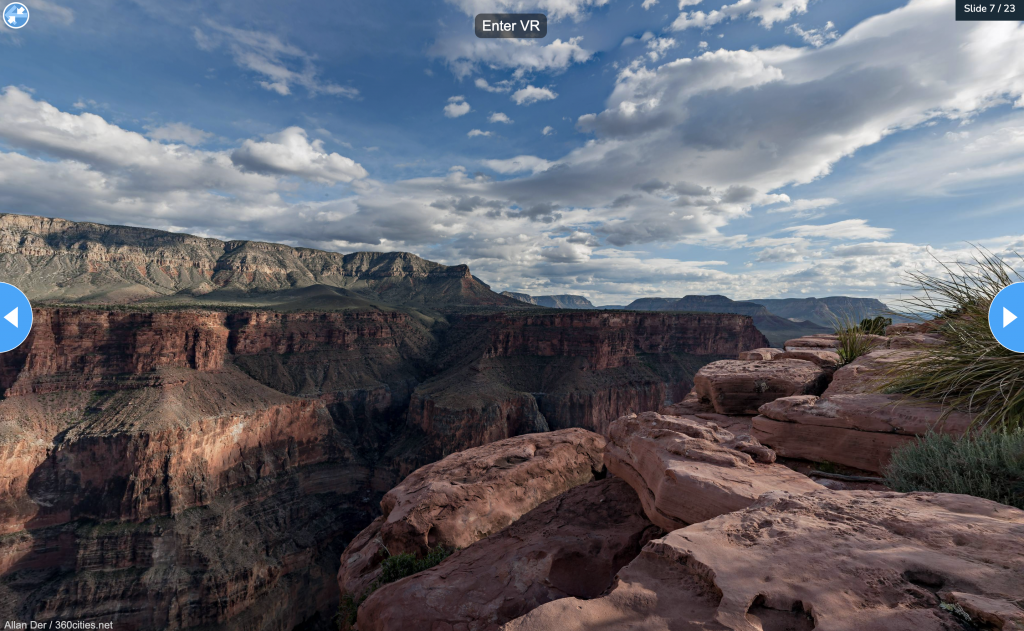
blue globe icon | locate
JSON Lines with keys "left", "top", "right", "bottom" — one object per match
{"left": 3, "top": 3, "right": 29, "bottom": 29}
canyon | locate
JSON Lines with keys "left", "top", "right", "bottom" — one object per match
{"left": 0, "top": 213, "right": 768, "bottom": 629}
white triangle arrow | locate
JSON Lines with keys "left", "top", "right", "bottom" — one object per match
{"left": 4, "top": 307, "right": 17, "bottom": 328}
{"left": 1004, "top": 307, "right": 1017, "bottom": 328}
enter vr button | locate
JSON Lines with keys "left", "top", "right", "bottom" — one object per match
{"left": 475, "top": 13, "right": 547, "bottom": 38}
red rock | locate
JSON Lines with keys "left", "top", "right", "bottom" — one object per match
{"left": 823, "top": 348, "right": 922, "bottom": 396}
{"left": 784, "top": 334, "right": 840, "bottom": 350}
{"left": 889, "top": 332, "right": 945, "bottom": 349}
{"left": 738, "top": 347, "right": 784, "bottom": 360}
{"left": 502, "top": 491, "right": 1024, "bottom": 631}
{"left": 604, "top": 412, "right": 822, "bottom": 530}
{"left": 885, "top": 321, "right": 941, "bottom": 336}
{"left": 753, "top": 394, "right": 975, "bottom": 472}
{"left": 778, "top": 349, "right": 841, "bottom": 368}
{"left": 337, "top": 428, "right": 606, "bottom": 598}
{"left": 356, "top": 477, "right": 661, "bottom": 631}
{"left": 694, "top": 359, "right": 829, "bottom": 415}
{"left": 938, "top": 591, "right": 1024, "bottom": 630}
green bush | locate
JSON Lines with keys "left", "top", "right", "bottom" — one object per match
{"left": 859, "top": 316, "right": 892, "bottom": 335}
{"left": 337, "top": 546, "right": 456, "bottom": 630}
{"left": 886, "top": 249, "right": 1024, "bottom": 431}
{"left": 884, "top": 430, "right": 1024, "bottom": 509}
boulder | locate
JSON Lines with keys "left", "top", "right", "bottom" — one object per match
{"left": 337, "top": 428, "right": 605, "bottom": 598}
{"left": 885, "top": 321, "right": 941, "bottom": 336}
{"left": 823, "top": 348, "right": 922, "bottom": 396}
{"left": 501, "top": 491, "right": 1024, "bottom": 631}
{"left": 694, "top": 359, "right": 829, "bottom": 415}
{"left": 890, "top": 333, "right": 945, "bottom": 349}
{"left": 356, "top": 477, "right": 662, "bottom": 631}
{"left": 753, "top": 394, "right": 975, "bottom": 472}
{"left": 778, "top": 349, "right": 841, "bottom": 369}
{"left": 603, "top": 412, "right": 822, "bottom": 531}
{"left": 737, "top": 347, "right": 784, "bottom": 360}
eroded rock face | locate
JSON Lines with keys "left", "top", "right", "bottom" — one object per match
{"left": 823, "top": 348, "right": 923, "bottom": 396}
{"left": 502, "top": 491, "right": 1024, "bottom": 631}
{"left": 694, "top": 359, "right": 829, "bottom": 415}
{"left": 603, "top": 412, "right": 822, "bottom": 530}
{"left": 337, "top": 428, "right": 606, "bottom": 598}
{"left": 356, "top": 477, "right": 661, "bottom": 631}
{"left": 754, "top": 394, "right": 975, "bottom": 472}
{"left": 777, "top": 349, "right": 841, "bottom": 369}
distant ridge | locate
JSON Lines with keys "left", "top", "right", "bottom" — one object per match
{"left": 748, "top": 296, "right": 893, "bottom": 327}
{"left": 501, "top": 292, "right": 597, "bottom": 310}
{"left": 623, "top": 295, "right": 831, "bottom": 347}
{"left": 0, "top": 213, "right": 521, "bottom": 310}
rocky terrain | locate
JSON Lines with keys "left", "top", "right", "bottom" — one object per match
{"left": 0, "top": 215, "right": 770, "bottom": 629}
{"left": 337, "top": 320, "right": 1024, "bottom": 631}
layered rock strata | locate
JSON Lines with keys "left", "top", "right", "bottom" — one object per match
{"left": 693, "top": 359, "right": 829, "bottom": 415}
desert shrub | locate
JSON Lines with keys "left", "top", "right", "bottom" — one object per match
{"left": 885, "top": 249, "right": 1024, "bottom": 431}
{"left": 859, "top": 316, "right": 892, "bottom": 335}
{"left": 832, "top": 315, "right": 874, "bottom": 365}
{"left": 336, "top": 546, "right": 456, "bottom": 630}
{"left": 884, "top": 430, "right": 1024, "bottom": 509}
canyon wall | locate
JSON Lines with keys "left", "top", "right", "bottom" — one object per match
{"left": 0, "top": 306, "right": 766, "bottom": 629}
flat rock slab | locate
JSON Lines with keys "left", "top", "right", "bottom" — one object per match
{"left": 784, "top": 334, "right": 840, "bottom": 350}
{"left": 778, "top": 349, "right": 841, "bottom": 368}
{"left": 338, "top": 428, "right": 605, "bottom": 598}
{"left": 694, "top": 359, "right": 829, "bottom": 415}
{"left": 502, "top": 491, "right": 1024, "bottom": 631}
{"left": 889, "top": 332, "right": 945, "bottom": 349}
{"left": 753, "top": 394, "right": 974, "bottom": 472}
{"left": 824, "top": 348, "right": 923, "bottom": 396}
{"left": 737, "top": 347, "right": 784, "bottom": 360}
{"left": 356, "top": 477, "right": 661, "bottom": 631}
{"left": 604, "top": 412, "right": 822, "bottom": 531}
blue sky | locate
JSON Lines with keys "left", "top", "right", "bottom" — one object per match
{"left": 1, "top": 0, "right": 1024, "bottom": 305}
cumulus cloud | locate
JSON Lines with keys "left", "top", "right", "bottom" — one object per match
{"left": 444, "top": 96, "right": 471, "bottom": 118}
{"left": 482, "top": 155, "right": 554, "bottom": 174}
{"left": 512, "top": 86, "right": 558, "bottom": 105}
{"left": 645, "top": 37, "right": 678, "bottom": 62}
{"left": 489, "top": 112, "right": 513, "bottom": 124}
{"left": 467, "top": 129, "right": 493, "bottom": 137}
{"left": 785, "top": 219, "right": 893, "bottom": 240}
{"left": 433, "top": 37, "right": 591, "bottom": 79}
{"left": 231, "top": 127, "right": 367, "bottom": 183}
{"left": 444, "top": 0, "right": 610, "bottom": 21}
{"left": 787, "top": 21, "right": 839, "bottom": 47}
{"left": 542, "top": 126, "right": 555, "bottom": 135}
{"left": 475, "top": 78, "right": 512, "bottom": 93}
{"left": 193, "top": 23, "right": 358, "bottom": 98}
{"left": 145, "top": 122, "right": 214, "bottom": 146}
{"left": 671, "top": 0, "right": 810, "bottom": 30}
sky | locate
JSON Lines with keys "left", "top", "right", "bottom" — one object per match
{"left": 1, "top": 0, "right": 1024, "bottom": 305}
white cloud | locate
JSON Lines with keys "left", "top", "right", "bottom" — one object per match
{"left": 769, "top": 197, "right": 839, "bottom": 215}
{"left": 512, "top": 86, "right": 558, "bottom": 105}
{"left": 642, "top": 0, "right": 658, "bottom": 9}
{"left": 785, "top": 219, "right": 893, "bottom": 240}
{"left": 672, "top": 0, "right": 810, "bottom": 30}
{"left": 444, "top": 96, "right": 471, "bottom": 118}
{"left": 33, "top": 0, "right": 74, "bottom": 25}
{"left": 192, "top": 23, "right": 358, "bottom": 98}
{"left": 698, "top": 41, "right": 709, "bottom": 50}
{"left": 646, "top": 37, "right": 678, "bottom": 62}
{"left": 444, "top": 0, "right": 610, "bottom": 21}
{"left": 145, "top": 122, "right": 214, "bottom": 146}
{"left": 231, "top": 127, "right": 367, "bottom": 183}
{"left": 467, "top": 129, "right": 493, "bottom": 137}
{"left": 482, "top": 155, "right": 553, "bottom": 174}
{"left": 433, "top": 37, "right": 591, "bottom": 79}
{"left": 475, "top": 78, "right": 512, "bottom": 93}
{"left": 489, "top": 112, "right": 514, "bottom": 124}
{"left": 542, "top": 126, "right": 555, "bottom": 135}
{"left": 787, "top": 21, "right": 839, "bottom": 48}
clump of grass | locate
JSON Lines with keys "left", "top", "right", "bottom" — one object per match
{"left": 884, "top": 430, "right": 1024, "bottom": 510}
{"left": 336, "top": 545, "right": 456, "bottom": 630}
{"left": 885, "top": 248, "right": 1024, "bottom": 431}
{"left": 832, "top": 314, "right": 875, "bottom": 365}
